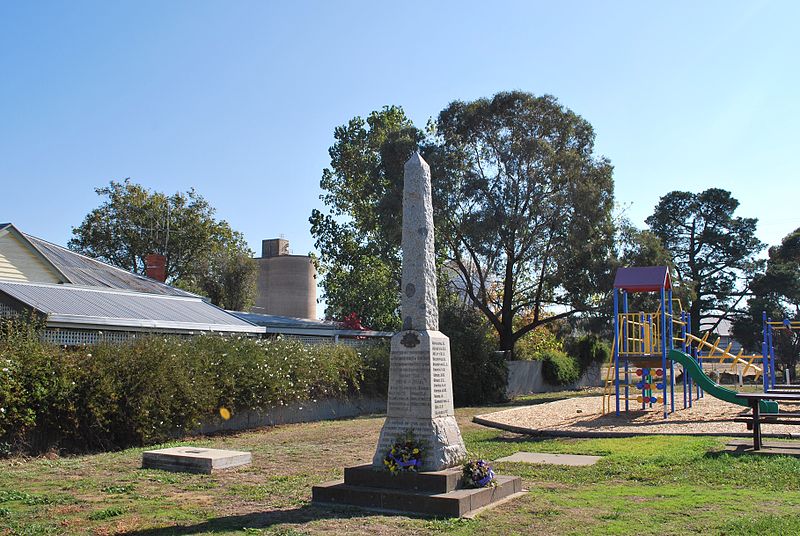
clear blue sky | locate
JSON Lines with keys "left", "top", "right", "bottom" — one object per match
{"left": 2, "top": 1, "right": 798, "bottom": 262}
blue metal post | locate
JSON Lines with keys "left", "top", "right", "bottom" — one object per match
{"left": 640, "top": 312, "right": 646, "bottom": 409}
{"left": 688, "top": 313, "right": 694, "bottom": 407}
{"left": 681, "top": 311, "right": 687, "bottom": 409}
{"left": 660, "top": 287, "right": 668, "bottom": 418}
{"left": 761, "top": 311, "right": 768, "bottom": 392}
{"left": 623, "top": 291, "right": 630, "bottom": 412}
{"left": 768, "top": 317, "right": 776, "bottom": 389}
{"left": 613, "top": 289, "right": 620, "bottom": 415}
{"left": 668, "top": 288, "right": 674, "bottom": 414}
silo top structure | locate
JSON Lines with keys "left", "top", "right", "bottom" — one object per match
{"left": 251, "top": 238, "right": 316, "bottom": 320}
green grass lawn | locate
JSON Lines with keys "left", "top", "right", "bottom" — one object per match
{"left": 1, "top": 392, "right": 799, "bottom": 535}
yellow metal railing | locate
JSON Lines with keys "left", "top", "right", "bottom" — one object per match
{"left": 768, "top": 321, "right": 800, "bottom": 330}
{"left": 683, "top": 332, "right": 762, "bottom": 378}
{"left": 616, "top": 313, "right": 664, "bottom": 356}
{"left": 601, "top": 334, "right": 617, "bottom": 415}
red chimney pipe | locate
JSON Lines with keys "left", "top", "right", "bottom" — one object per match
{"left": 145, "top": 254, "right": 167, "bottom": 282}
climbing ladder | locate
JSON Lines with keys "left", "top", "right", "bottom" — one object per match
{"left": 602, "top": 336, "right": 616, "bottom": 415}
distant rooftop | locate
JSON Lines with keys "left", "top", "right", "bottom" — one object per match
{"left": 0, "top": 223, "right": 197, "bottom": 298}
{"left": 231, "top": 311, "right": 392, "bottom": 338}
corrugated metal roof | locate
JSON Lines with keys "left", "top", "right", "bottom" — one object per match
{"left": 23, "top": 233, "right": 197, "bottom": 298}
{"left": 0, "top": 281, "right": 263, "bottom": 334}
{"left": 230, "top": 311, "right": 392, "bottom": 338}
{"left": 232, "top": 311, "right": 341, "bottom": 329}
{"left": 613, "top": 266, "right": 671, "bottom": 292}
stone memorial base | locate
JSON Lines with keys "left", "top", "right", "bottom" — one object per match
{"left": 372, "top": 330, "right": 467, "bottom": 471}
{"left": 312, "top": 464, "right": 523, "bottom": 517}
{"left": 141, "top": 446, "right": 251, "bottom": 474}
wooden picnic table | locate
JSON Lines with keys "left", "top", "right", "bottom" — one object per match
{"left": 736, "top": 392, "right": 800, "bottom": 450}
{"left": 767, "top": 388, "right": 800, "bottom": 395}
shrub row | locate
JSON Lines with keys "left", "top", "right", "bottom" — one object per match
{"left": 541, "top": 350, "right": 580, "bottom": 386}
{"left": 439, "top": 300, "right": 508, "bottom": 406}
{"left": 0, "top": 318, "right": 386, "bottom": 454}
{"left": 542, "top": 334, "right": 611, "bottom": 386}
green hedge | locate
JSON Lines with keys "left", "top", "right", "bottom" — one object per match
{"left": 0, "top": 309, "right": 513, "bottom": 455}
{"left": 564, "top": 334, "right": 611, "bottom": 373}
{"left": 541, "top": 349, "right": 580, "bottom": 386}
{"left": 439, "top": 300, "right": 508, "bottom": 406}
{"left": 0, "top": 318, "right": 385, "bottom": 454}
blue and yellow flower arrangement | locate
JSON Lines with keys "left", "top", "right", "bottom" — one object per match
{"left": 462, "top": 459, "right": 496, "bottom": 488}
{"left": 383, "top": 429, "right": 425, "bottom": 474}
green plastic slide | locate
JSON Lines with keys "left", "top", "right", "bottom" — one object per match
{"left": 668, "top": 349, "right": 778, "bottom": 414}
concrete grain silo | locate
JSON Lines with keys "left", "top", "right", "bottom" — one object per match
{"left": 251, "top": 238, "right": 317, "bottom": 319}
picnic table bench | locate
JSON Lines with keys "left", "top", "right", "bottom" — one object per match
{"left": 767, "top": 385, "right": 800, "bottom": 394}
{"left": 733, "top": 392, "right": 800, "bottom": 450}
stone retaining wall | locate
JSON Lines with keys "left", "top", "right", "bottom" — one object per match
{"left": 196, "top": 361, "right": 603, "bottom": 435}
{"left": 198, "top": 397, "right": 386, "bottom": 435}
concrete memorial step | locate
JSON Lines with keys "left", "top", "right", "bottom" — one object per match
{"left": 313, "top": 465, "right": 522, "bottom": 517}
{"left": 141, "top": 446, "right": 251, "bottom": 474}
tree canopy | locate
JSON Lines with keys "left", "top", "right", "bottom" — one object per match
{"left": 309, "top": 106, "right": 423, "bottom": 330}
{"left": 311, "top": 92, "right": 617, "bottom": 354}
{"left": 69, "top": 179, "right": 256, "bottom": 310}
{"left": 430, "top": 92, "right": 616, "bottom": 356}
{"left": 644, "top": 188, "right": 763, "bottom": 328}
{"left": 733, "top": 227, "right": 800, "bottom": 369}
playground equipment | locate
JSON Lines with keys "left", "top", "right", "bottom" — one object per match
{"left": 602, "top": 266, "right": 792, "bottom": 418}
{"left": 763, "top": 315, "right": 800, "bottom": 389}
{"left": 668, "top": 349, "right": 777, "bottom": 413}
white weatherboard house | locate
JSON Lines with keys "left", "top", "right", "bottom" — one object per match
{"left": 0, "top": 223, "right": 262, "bottom": 344}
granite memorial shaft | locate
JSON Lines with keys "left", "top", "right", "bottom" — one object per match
{"left": 372, "top": 153, "right": 467, "bottom": 471}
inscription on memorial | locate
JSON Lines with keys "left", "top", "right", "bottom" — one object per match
{"left": 431, "top": 338, "right": 451, "bottom": 418}
{"left": 385, "top": 333, "right": 454, "bottom": 419}
{"left": 387, "top": 345, "right": 431, "bottom": 417}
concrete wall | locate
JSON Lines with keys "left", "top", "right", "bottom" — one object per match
{"left": 194, "top": 361, "right": 602, "bottom": 435}
{"left": 506, "top": 360, "right": 603, "bottom": 398}
{"left": 253, "top": 254, "right": 316, "bottom": 319}
{"left": 198, "top": 397, "right": 386, "bottom": 435}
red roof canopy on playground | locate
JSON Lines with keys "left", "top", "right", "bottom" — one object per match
{"left": 613, "top": 266, "right": 671, "bottom": 293}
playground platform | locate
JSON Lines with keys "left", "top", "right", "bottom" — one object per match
{"left": 474, "top": 395, "right": 800, "bottom": 438}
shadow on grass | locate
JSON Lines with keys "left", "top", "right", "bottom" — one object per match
{"left": 702, "top": 440, "right": 800, "bottom": 460}
{"left": 486, "top": 435, "right": 558, "bottom": 445}
{"left": 465, "top": 390, "right": 601, "bottom": 416}
{"left": 121, "top": 503, "right": 427, "bottom": 535}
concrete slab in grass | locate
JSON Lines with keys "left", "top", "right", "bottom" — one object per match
{"left": 495, "top": 452, "right": 601, "bottom": 466}
{"left": 142, "top": 446, "right": 251, "bottom": 474}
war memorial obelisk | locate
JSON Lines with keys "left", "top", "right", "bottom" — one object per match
{"left": 371, "top": 153, "right": 466, "bottom": 470}
{"left": 312, "top": 153, "right": 521, "bottom": 517}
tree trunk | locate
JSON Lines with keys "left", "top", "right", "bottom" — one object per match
{"left": 690, "top": 282, "right": 702, "bottom": 333}
{"left": 499, "top": 320, "right": 515, "bottom": 360}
